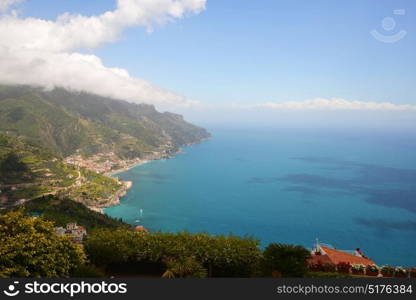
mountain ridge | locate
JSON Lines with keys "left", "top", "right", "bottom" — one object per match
{"left": 0, "top": 84, "right": 210, "bottom": 159}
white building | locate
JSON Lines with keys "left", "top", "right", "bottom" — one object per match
{"left": 55, "top": 222, "right": 87, "bottom": 243}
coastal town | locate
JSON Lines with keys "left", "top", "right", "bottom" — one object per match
{"left": 61, "top": 147, "right": 178, "bottom": 212}
{"left": 64, "top": 148, "right": 173, "bottom": 176}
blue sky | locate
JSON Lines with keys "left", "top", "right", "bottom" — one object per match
{"left": 18, "top": 0, "right": 415, "bottom": 106}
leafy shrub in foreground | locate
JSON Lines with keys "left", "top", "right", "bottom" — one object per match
{"left": 321, "top": 263, "right": 337, "bottom": 272}
{"left": 162, "top": 257, "right": 207, "bottom": 278}
{"left": 0, "top": 210, "right": 86, "bottom": 278}
{"left": 85, "top": 229, "right": 261, "bottom": 277}
{"left": 336, "top": 262, "right": 351, "bottom": 273}
{"left": 260, "top": 243, "right": 311, "bottom": 277}
{"left": 365, "top": 264, "right": 379, "bottom": 276}
{"left": 381, "top": 265, "right": 395, "bottom": 276}
{"left": 351, "top": 263, "right": 365, "bottom": 275}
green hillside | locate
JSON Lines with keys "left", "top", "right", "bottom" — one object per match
{"left": 0, "top": 134, "right": 122, "bottom": 208}
{"left": 0, "top": 85, "right": 210, "bottom": 159}
{"left": 22, "top": 195, "right": 130, "bottom": 230}
{"left": 0, "top": 134, "right": 78, "bottom": 205}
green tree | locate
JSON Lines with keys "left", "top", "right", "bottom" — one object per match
{"left": 162, "top": 257, "right": 207, "bottom": 278}
{"left": 261, "top": 243, "right": 311, "bottom": 277}
{"left": 0, "top": 210, "right": 86, "bottom": 278}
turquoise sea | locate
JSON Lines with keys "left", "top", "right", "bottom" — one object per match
{"left": 105, "top": 127, "right": 416, "bottom": 267}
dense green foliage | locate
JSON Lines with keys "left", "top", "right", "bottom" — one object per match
{"left": 85, "top": 229, "right": 261, "bottom": 277}
{"left": 261, "top": 243, "right": 311, "bottom": 277}
{"left": 162, "top": 257, "right": 207, "bottom": 278}
{"left": 0, "top": 210, "right": 86, "bottom": 278}
{"left": 21, "top": 195, "right": 130, "bottom": 230}
{"left": 0, "top": 85, "right": 210, "bottom": 158}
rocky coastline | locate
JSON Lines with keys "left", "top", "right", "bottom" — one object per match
{"left": 88, "top": 180, "right": 133, "bottom": 213}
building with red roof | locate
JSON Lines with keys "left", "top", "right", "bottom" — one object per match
{"left": 135, "top": 225, "right": 148, "bottom": 233}
{"left": 309, "top": 241, "right": 376, "bottom": 267}
{"left": 55, "top": 222, "right": 87, "bottom": 244}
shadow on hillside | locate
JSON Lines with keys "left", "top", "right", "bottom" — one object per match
{"left": 0, "top": 152, "right": 35, "bottom": 184}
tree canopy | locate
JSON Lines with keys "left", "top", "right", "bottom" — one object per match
{"left": 0, "top": 210, "right": 86, "bottom": 278}
{"left": 85, "top": 229, "right": 261, "bottom": 277}
{"left": 261, "top": 243, "right": 311, "bottom": 277}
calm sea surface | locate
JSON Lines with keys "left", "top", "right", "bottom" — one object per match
{"left": 105, "top": 127, "right": 416, "bottom": 267}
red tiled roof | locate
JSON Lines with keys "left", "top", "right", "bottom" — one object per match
{"left": 135, "top": 225, "right": 147, "bottom": 232}
{"left": 319, "top": 246, "right": 375, "bottom": 266}
{"left": 308, "top": 254, "right": 334, "bottom": 265}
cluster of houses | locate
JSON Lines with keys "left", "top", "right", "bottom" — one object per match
{"left": 55, "top": 222, "right": 87, "bottom": 244}
{"left": 64, "top": 150, "right": 168, "bottom": 175}
{"left": 64, "top": 152, "right": 126, "bottom": 174}
{"left": 54, "top": 222, "right": 148, "bottom": 244}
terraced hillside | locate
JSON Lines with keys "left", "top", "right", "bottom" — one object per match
{"left": 0, "top": 134, "right": 122, "bottom": 209}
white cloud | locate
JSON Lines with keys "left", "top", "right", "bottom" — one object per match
{"left": 1, "top": 0, "right": 206, "bottom": 52}
{"left": 247, "top": 98, "right": 416, "bottom": 111}
{"left": 0, "top": 47, "right": 197, "bottom": 107}
{"left": 0, "top": 0, "right": 22, "bottom": 11}
{"left": 182, "top": 98, "right": 416, "bottom": 112}
{"left": 0, "top": 0, "right": 206, "bottom": 108}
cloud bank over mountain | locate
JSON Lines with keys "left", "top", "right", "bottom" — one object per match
{"left": 0, "top": 0, "right": 205, "bottom": 108}
{"left": 0, "top": 0, "right": 414, "bottom": 117}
